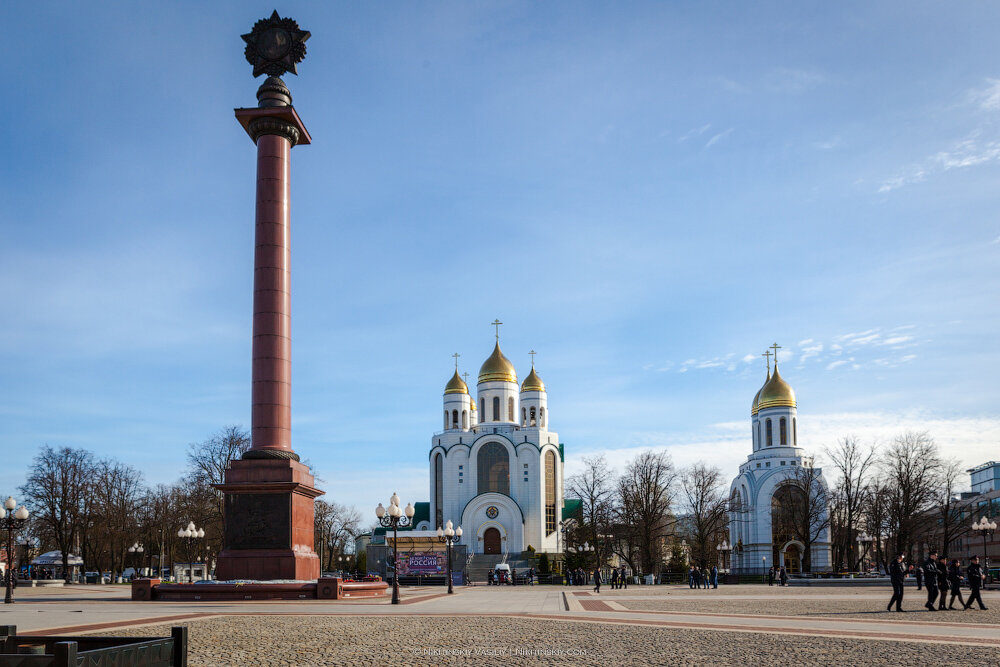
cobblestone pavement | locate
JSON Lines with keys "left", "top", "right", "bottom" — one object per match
{"left": 91, "top": 615, "right": 999, "bottom": 666}
{"left": 618, "top": 597, "right": 1000, "bottom": 623}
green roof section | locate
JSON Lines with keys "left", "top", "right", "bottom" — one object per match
{"left": 558, "top": 443, "right": 565, "bottom": 462}
{"left": 563, "top": 498, "right": 582, "bottom": 519}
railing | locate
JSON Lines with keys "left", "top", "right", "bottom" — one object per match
{"left": 0, "top": 625, "right": 186, "bottom": 667}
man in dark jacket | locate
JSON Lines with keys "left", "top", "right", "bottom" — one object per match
{"left": 593, "top": 568, "right": 602, "bottom": 593}
{"left": 936, "top": 556, "right": 949, "bottom": 610}
{"left": 965, "top": 555, "right": 988, "bottom": 610}
{"left": 887, "top": 552, "right": 906, "bottom": 612}
{"left": 947, "top": 559, "right": 965, "bottom": 610}
{"left": 923, "top": 551, "right": 939, "bottom": 611}
{"left": 914, "top": 563, "right": 923, "bottom": 590}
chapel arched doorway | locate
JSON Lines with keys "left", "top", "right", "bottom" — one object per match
{"left": 783, "top": 543, "right": 802, "bottom": 574}
{"left": 483, "top": 527, "right": 501, "bottom": 554}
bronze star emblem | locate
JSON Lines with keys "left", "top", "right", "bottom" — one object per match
{"left": 242, "top": 10, "right": 310, "bottom": 78}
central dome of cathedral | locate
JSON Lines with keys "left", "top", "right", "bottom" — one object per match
{"left": 478, "top": 342, "right": 517, "bottom": 384}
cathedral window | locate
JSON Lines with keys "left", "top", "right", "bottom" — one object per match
{"left": 462, "top": 410, "right": 468, "bottom": 429}
{"left": 529, "top": 407, "right": 537, "bottom": 427}
{"left": 522, "top": 407, "right": 526, "bottom": 425}
{"left": 493, "top": 397, "right": 500, "bottom": 421}
{"left": 481, "top": 398, "right": 485, "bottom": 415}
{"left": 540, "top": 407, "right": 545, "bottom": 427}
{"left": 545, "top": 451, "right": 557, "bottom": 535}
{"left": 766, "top": 419, "right": 773, "bottom": 446}
{"left": 477, "top": 442, "right": 509, "bottom": 495}
{"left": 779, "top": 418, "right": 787, "bottom": 445}
{"left": 508, "top": 397, "right": 515, "bottom": 422}
{"left": 434, "top": 454, "right": 443, "bottom": 529}
{"left": 452, "top": 410, "right": 459, "bottom": 428}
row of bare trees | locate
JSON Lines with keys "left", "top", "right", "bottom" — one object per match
{"left": 567, "top": 450, "right": 728, "bottom": 576}
{"left": 826, "top": 431, "right": 971, "bottom": 571}
{"left": 16, "top": 426, "right": 362, "bottom": 582}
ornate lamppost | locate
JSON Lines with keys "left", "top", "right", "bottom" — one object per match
{"left": 717, "top": 540, "right": 731, "bottom": 573}
{"left": 1, "top": 497, "right": 30, "bottom": 604}
{"left": 376, "top": 492, "right": 414, "bottom": 604}
{"left": 437, "top": 520, "right": 463, "bottom": 594}
{"left": 972, "top": 517, "right": 997, "bottom": 589}
{"left": 762, "top": 555, "right": 767, "bottom": 584}
{"left": 128, "top": 542, "right": 145, "bottom": 579}
{"left": 855, "top": 532, "right": 872, "bottom": 573}
{"left": 177, "top": 522, "right": 204, "bottom": 583}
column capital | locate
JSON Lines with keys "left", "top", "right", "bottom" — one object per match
{"left": 235, "top": 106, "right": 312, "bottom": 146}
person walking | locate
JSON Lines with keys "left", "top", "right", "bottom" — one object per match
{"left": 610, "top": 567, "right": 619, "bottom": 590}
{"left": 923, "top": 551, "right": 940, "bottom": 611}
{"left": 622, "top": 568, "right": 628, "bottom": 589}
{"left": 779, "top": 566, "right": 788, "bottom": 587}
{"left": 593, "top": 567, "right": 602, "bottom": 593}
{"left": 887, "top": 552, "right": 906, "bottom": 612}
{"left": 914, "top": 563, "right": 923, "bottom": 590}
{"left": 767, "top": 566, "right": 775, "bottom": 586}
{"left": 936, "top": 556, "right": 949, "bottom": 610}
{"left": 688, "top": 566, "right": 695, "bottom": 589}
{"left": 711, "top": 565, "right": 719, "bottom": 589}
{"left": 965, "top": 555, "right": 989, "bottom": 610}
{"left": 947, "top": 559, "right": 966, "bottom": 610}
{"left": 702, "top": 567, "right": 711, "bottom": 589}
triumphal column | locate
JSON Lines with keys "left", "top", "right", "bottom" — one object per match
{"left": 215, "top": 11, "right": 323, "bottom": 581}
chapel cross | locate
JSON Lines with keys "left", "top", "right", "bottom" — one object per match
{"left": 462, "top": 372, "right": 470, "bottom": 385}
{"left": 529, "top": 350, "right": 537, "bottom": 367}
{"left": 770, "top": 342, "right": 782, "bottom": 366}
{"left": 452, "top": 352, "right": 460, "bottom": 370}
{"left": 762, "top": 349, "right": 772, "bottom": 375}
{"left": 492, "top": 319, "right": 503, "bottom": 341}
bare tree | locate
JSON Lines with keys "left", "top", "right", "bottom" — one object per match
{"left": 935, "top": 459, "right": 970, "bottom": 556}
{"left": 615, "top": 450, "right": 677, "bottom": 576}
{"left": 771, "top": 462, "right": 831, "bottom": 573}
{"left": 678, "top": 463, "right": 728, "bottom": 567}
{"left": 314, "top": 500, "right": 362, "bottom": 572}
{"left": 91, "top": 459, "right": 145, "bottom": 578}
{"left": 825, "top": 437, "right": 876, "bottom": 569}
{"left": 186, "top": 426, "right": 250, "bottom": 505}
{"left": 880, "top": 431, "right": 942, "bottom": 560}
{"left": 19, "top": 446, "right": 94, "bottom": 582}
{"left": 566, "top": 455, "right": 616, "bottom": 561}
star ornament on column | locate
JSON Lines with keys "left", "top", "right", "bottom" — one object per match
{"left": 242, "top": 10, "right": 311, "bottom": 78}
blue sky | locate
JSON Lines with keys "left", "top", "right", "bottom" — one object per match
{"left": 2, "top": 2, "right": 999, "bottom": 517}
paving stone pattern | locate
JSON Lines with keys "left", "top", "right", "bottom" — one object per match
{"left": 91, "top": 615, "right": 995, "bottom": 666}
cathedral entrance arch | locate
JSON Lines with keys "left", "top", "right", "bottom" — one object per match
{"left": 483, "top": 527, "right": 501, "bottom": 554}
{"left": 780, "top": 540, "right": 804, "bottom": 573}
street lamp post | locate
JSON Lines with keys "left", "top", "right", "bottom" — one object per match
{"left": 855, "top": 532, "right": 872, "bottom": 573}
{"left": 128, "top": 542, "right": 145, "bottom": 579}
{"left": 176, "top": 522, "right": 204, "bottom": 584}
{"left": 1, "top": 497, "right": 30, "bottom": 604}
{"left": 376, "top": 492, "right": 414, "bottom": 605}
{"left": 762, "top": 556, "right": 767, "bottom": 584}
{"left": 717, "top": 540, "right": 731, "bottom": 573}
{"left": 437, "top": 520, "right": 463, "bottom": 594}
{"left": 972, "top": 517, "right": 997, "bottom": 589}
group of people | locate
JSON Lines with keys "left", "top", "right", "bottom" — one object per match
{"left": 767, "top": 565, "right": 789, "bottom": 586}
{"left": 887, "top": 551, "right": 988, "bottom": 612}
{"left": 688, "top": 565, "right": 719, "bottom": 589}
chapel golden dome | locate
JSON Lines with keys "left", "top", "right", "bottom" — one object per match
{"left": 478, "top": 342, "right": 517, "bottom": 384}
{"left": 521, "top": 366, "right": 545, "bottom": 392}
{"left": 756, "top": 365, "right": 796, "bottom": 411}
{"left": 444, "top": 370, "right": 469, "bottom": 395}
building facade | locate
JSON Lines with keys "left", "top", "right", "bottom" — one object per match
{"left": 728, "top": 361, "right": 832, "bottom": 573}
{"left": 969, "top": 461, "right": 1000, "bottom": 495}
{"left": 427, "top": 335, "right": 564, "bottom": 555}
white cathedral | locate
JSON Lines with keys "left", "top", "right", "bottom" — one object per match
{"left": 420, "top": 334, "right": 563, "bottom": 555}
{"left": 728, "top": 357, "right": 832, "bottom": 573}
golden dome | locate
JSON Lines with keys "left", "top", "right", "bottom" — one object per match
{"left": 521, "top": 366, "right": 545, "bottom": 392}
{"left": 478, "top": 342, "right": 517, "bottom": 384}
{"left": 470, "top": 400, "right": 476, "bottom": 411}
{"left": 756, "top": 365, "right": 796, "bottom": 411}
{"left": 444, "top": 370, "right": 469, "bottom": 395}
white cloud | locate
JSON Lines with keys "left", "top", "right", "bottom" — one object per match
{"left": 971, "top": 78, "right": 1000, "bottom": 112}
{"left": 705, "top": 128, "right": 734, "bottom": 149}
{"left": 678, "top": 123, "right": 712, "bottom": 143}
{"left": 826, "top": 359, "right": 849, "bottom": 370}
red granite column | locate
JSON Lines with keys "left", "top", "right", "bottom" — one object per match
{"left": 251, "top": 133, "right": 293, "bottom": 456}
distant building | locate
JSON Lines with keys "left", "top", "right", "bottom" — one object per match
{"left": 968, "top": 461, "right": 1000, "bottom": 495}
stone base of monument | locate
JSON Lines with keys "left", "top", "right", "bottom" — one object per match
{"left": 132, "top": 577, "right": 389, "bottom": 601}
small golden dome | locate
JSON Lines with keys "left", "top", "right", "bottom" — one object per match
{"left": 470, "top": 400, "right": 477, "bottom": 411}
{"left": 444, "top": 370, "right": 469, "bottom": 395}
{"left": 521, "top": 366, "right": 545, "bottom": 392}
{"left": 478, "top": 342, "right": 517, "bottom": 384}
{"left": 756, "top": 365, "right": 796, "bottom": 411}
{"left": 751, "top": 370, "right": 769, "bottom": 416}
